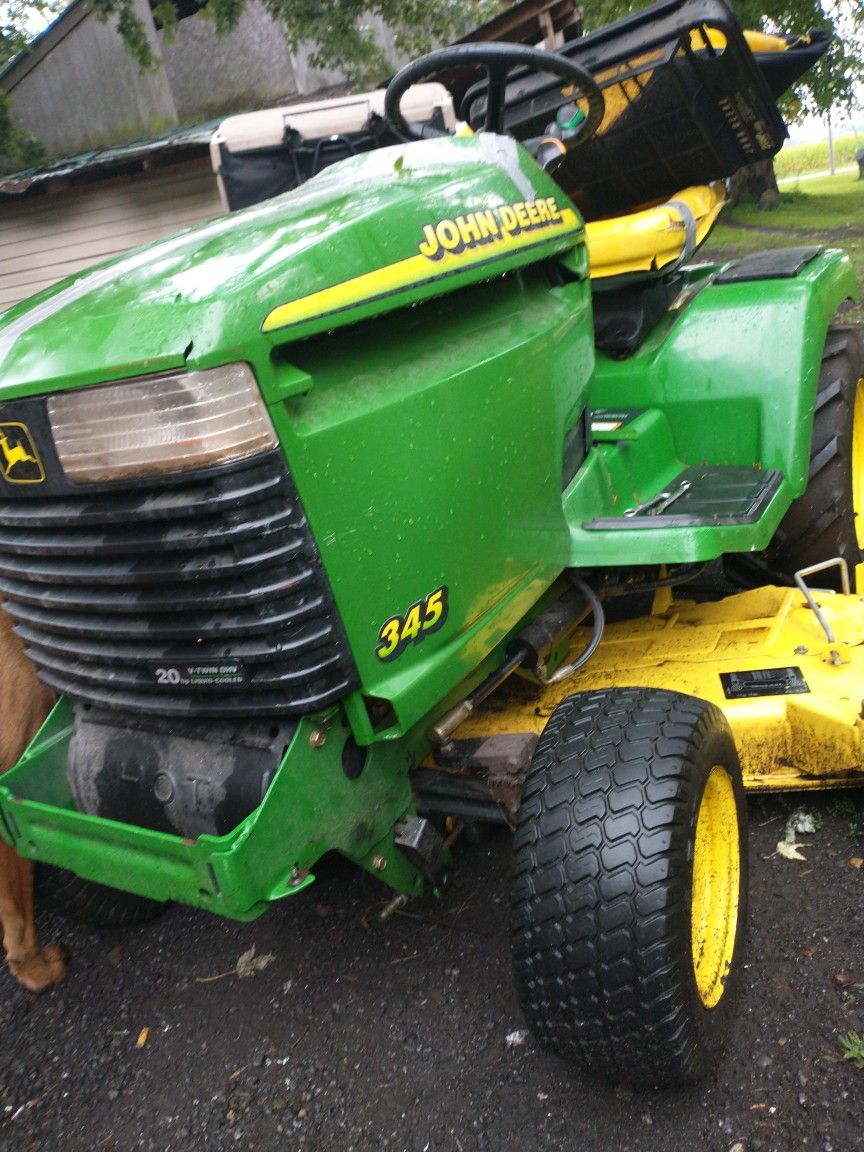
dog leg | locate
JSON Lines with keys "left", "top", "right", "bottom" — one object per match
{"left": 0, "top": 601, "right": 66, "bottom": 990}
{"left": 0, "top": 841, "right": 65, "bottom": 990}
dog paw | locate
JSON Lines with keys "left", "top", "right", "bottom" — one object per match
{"left": 8, "top": 944, "right": 67, "bottom": 991}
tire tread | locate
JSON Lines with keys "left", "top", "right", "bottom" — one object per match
{"left": 765, "top": 325, "right": 864, "bottom": 585}
{"left": 38, "top": 866, "right": 165, "bottom": 927}
{"left": 510, "top": 687, "right": 747, "bottom": 1087}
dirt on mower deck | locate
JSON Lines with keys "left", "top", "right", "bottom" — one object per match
{"left": 1, "top": 792, "right": 862, "bottom": 1152}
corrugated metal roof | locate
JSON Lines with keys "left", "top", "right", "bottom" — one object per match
{"left": 0, "top": 119, "right": 219, "bottom": 197}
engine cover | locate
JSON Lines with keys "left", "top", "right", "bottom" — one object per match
{"left": 68, "top": 707, "right": 296, "bottom": 838}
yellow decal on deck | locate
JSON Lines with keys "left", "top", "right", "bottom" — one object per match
{"left": 262, "top": 199, "right": 579, "bottom": 335}
{"left": 0, "top": 422, "right": 45, "bottom": 484}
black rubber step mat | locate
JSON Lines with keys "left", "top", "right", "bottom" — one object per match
{"left": 714, "top": 247, "right": 822, "bottom": 284}
{"left": 584, "top": 466, "right": 782, "bottom": 530}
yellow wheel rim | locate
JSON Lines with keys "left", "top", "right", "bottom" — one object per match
{"left": 691, "top": 766, "right": 740, "bottom": 1009}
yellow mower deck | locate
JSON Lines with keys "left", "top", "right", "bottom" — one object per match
{"left": 428, "top": 585, "right": 864, "bottom": 798}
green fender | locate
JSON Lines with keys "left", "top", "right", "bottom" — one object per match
{"left": 589, "top": 248, "right": 858, "bottom": 497}
{"left": 560, "top": 248, "right": 859, "bottom": 569}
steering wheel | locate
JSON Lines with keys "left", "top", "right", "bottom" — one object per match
{"left": 384, "top": 42, "right": 604, "bottom": 147}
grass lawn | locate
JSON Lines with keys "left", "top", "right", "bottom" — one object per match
{"left": 699, "top": 171, "right": 864, "bottom": 326}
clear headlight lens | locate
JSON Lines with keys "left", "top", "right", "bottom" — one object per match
{"left": 47, "top": 363, "right": 278, "bottom": 483}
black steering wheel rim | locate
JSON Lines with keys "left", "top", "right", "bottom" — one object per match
{"left": 384, "top": 42, "right": 604, "bottom": 145}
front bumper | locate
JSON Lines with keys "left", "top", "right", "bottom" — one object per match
{"left": 0, "top": 699, "right": 423, "bottom": 919}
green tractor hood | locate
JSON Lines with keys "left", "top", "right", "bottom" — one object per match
{"left": 0, "top": 134, "right": 584, "bottom": 397}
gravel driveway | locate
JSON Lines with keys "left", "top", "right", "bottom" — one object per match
{"left": 2, "top": 792, "right": 862, "bottom": 1152}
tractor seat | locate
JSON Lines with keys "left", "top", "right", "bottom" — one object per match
{"left": 585, "top": 182, "right": 725, "bottom": 282}
{"left": 585, "top": 182, "right": 725, "bottom": 356}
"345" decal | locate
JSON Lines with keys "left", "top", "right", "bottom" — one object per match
{"left": 375, "top": 586, "right": 449, "bottom": 663}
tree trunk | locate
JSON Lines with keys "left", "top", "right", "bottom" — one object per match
{"left": 726, "top": 157, "right": 780, "bottom": 209}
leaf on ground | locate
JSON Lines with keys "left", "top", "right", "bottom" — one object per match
{"left": 776, "top": 840, "right": 807, "bottom": 861}
{"left": 236, "top": 944, "right": 275, "bottom": 978}
{"left": 505, "top": 1029, "right": 529, "bottom": 1049}
{"left": 848, "top": 857, "right": 863, "bottom": 870}
{"left": 784, "top": 811, "right": 817, "bottom": 838}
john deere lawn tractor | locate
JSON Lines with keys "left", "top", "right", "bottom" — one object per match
{"left": 0, "top": 0, "right": 861, "bottom": 1088}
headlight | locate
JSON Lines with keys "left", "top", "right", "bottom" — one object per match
{"left": 47, "top": 363, "right": 278, "bottom": 483}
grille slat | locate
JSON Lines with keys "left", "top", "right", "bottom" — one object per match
{"left": 2, "top": 592, "right": 326, "bottom": 639}
{"left": 32, "top": 670, "right": 351, "bottom": 718}
{"left": 0, "top": 464, "right": 286, "bottom": 527}
{"left": 0, "top": 446, "right": 358, "bottom": 716}
{"left": 27, "top": 642, "right": 344, "bottom": 690}
{"left": 0, "top": 501, "right": 298, "bottom": 556}
{"left": 14, "top": 616, "right": 336, "bottom": 664}
{"left": 0, "top": 566, "right": 317, "bottom": 612}
{"left": 0, "top": 534, "right": 309, "bottom": 585}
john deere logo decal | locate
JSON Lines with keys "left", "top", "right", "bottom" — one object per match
{"left": 0, "top": 422, "right": 45, "bottom": 483}
{"left": 261, "top": 196, "right": 579, "bottom": 335}
{"left": 417, "top": 197, "right": 567, "bottom": 261}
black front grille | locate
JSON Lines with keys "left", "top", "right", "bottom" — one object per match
{"left": 0, "top": 451, "right": 359, "bottom": 717}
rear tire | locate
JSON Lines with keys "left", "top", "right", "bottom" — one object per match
{"left": 763, "top": 325, "right": 864, "bottom": 589}
{"left": 510, "top": 687, "right": 747, "bottom": 1088}
{"left": 37, "top": 866, "right": 165, "bottom": 927}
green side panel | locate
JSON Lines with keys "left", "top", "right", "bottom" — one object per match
{"left": 267, "top": 270, "right": 594, "bottom": 733}
{"left": 0, "top": 699, "right": 428, "bottom": 920}
{"left": 560, "top": 248, "right": 858, "bottom": 567}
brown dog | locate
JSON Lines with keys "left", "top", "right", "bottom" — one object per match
{"left": 0, "top": 602, "right": 66, "bottom": 989}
